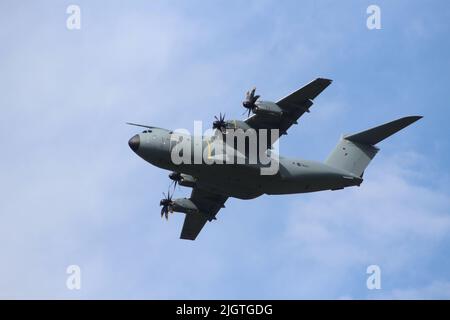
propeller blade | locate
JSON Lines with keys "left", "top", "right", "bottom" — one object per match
{"left": 213, "top": 112, "right": 228, "bottom": 133}
{"left": 242, "top": 87, "right": 260, "bottom": 118}
{"left": 170, "top": 179, "right": 178, "bottom": 191}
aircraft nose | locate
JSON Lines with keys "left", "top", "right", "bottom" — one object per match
{"left": 128, "top": 134, "right": 140, "bottom": 151}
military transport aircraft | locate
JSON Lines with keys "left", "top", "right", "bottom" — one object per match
{"left": 128, "top": 78, "right": 421, "bottom": 240}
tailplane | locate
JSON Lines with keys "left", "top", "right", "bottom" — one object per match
{"left": 325, "top": 116, "right": 422, "bottom": 177}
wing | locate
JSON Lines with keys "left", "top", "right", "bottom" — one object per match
{"left": 245, "top": 78, "right": 332, "bottom": 139}
{"left": 180, "top": 187, "right": 228, "bottom": 240}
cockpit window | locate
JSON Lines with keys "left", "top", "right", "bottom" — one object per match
{"left": 142, "top": 130, "right": 152, "bottom": 133}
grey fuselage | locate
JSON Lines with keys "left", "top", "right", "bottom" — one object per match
{"left": 129, "top": 128, "right": 362, "bottom": 200}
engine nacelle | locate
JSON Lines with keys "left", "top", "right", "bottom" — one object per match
{"left": 224, "top": 120, "right": 252, "bottom": 131}
{"left": 178, "top": 174, "right": 197, "bottom": 188}
{"left": 171, "top": 198, "right": 199, "bottom": 214}
{"left": 253, "top": 101, "right": 283, "bottom": 116}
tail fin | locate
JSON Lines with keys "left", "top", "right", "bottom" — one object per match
{"left": 325, "top": 116, "right": 422, "bottom": 177}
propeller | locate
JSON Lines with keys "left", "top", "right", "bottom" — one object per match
{"left": 169, "top": 172, "right": 182, "bottom": 189}
{"left": 159, "top": 188, "right": 174, "bottom": 220}
{"left": 212, "top": 112, "right": 227, "bottom": 133}
{"left": 242, "top": 87, "right": 260, "bottom": 117}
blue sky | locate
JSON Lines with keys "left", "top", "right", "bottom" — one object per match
{"left": 0, "top": 0, "right": 449, "bottom": 299}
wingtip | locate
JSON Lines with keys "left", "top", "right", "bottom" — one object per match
{"left": 405, "top": 115, "right": 423, "bottom": 123}
{"left": 126, "top": 122, "right": 162, "bottom": 130}
{"left": 180, "top": 235, "right": 196, "bottom": 241}
{"left": 390, "top": 116, "right": 423, "bottom": 129}
{"left": 317, "top": 77, "right": 333, "bottom": 83}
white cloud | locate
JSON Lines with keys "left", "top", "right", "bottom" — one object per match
{"left": 276, "top": 152, "right": 450, "bottom": 298}
{"left": 386, "top": 281, "right": 450, "bottom": 299}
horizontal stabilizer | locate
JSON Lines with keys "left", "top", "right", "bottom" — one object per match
{"left": 344, "top": 116, "right": 422, "bottom": 146}
{"left": 326, "top": 116, "right": 422, "bottom": 177}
